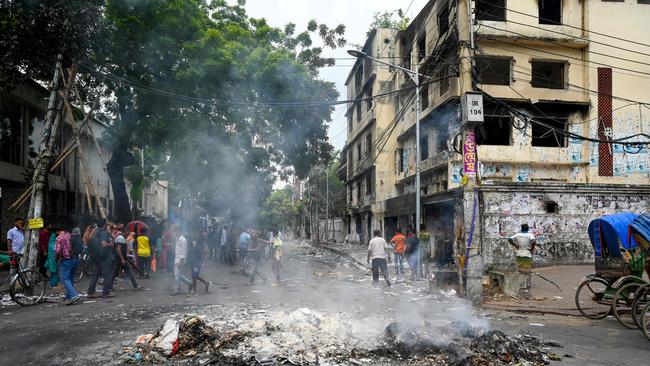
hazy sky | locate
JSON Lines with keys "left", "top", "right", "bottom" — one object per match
{"left": 242, "top": 0, "right": 429, "bottom": 150}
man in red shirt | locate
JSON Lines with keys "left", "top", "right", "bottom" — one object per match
{"left": 38, "top": 224, "right": 51, "bottom": 277}
{"left": 390, "top": 228, "right": 407, "bottom": 275}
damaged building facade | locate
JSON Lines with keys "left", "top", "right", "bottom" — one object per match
{"left": 342, "top": 0, "right": 650, "bottom": 301}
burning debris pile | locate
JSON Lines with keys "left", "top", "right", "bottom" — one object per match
{"left": 120, "top": 306, "right": 562, "bottom": 365}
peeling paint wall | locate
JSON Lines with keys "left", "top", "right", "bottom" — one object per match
{"left": 480, "top": 187, "right": 650, "bottom": 269}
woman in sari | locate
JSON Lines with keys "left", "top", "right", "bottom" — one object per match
{"left": 46, "top": 228, "right": 59, "bottom": 288}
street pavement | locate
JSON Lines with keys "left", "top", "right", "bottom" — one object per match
{"left": 0, "top": 241, "right": 649, "bottom": 365}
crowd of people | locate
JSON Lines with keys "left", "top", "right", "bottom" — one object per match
{"left": 367, "top": 226, "right": 428, "bottom": 287}
{"left": 3, "top": 216, "right": 286, "bottom": 305}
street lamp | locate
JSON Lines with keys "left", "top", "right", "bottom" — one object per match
{"left": 347, "top": 49, "right": 423, "bottom": 240}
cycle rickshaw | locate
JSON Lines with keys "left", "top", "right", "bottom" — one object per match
{"left": 575, "top": 213, "right": 647, "bottom": 325}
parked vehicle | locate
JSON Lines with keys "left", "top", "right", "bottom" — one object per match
{"left": 0, "top": 254, "right": 47, "bottom": 306}
{"left": 574, "top": 213, "right": 647, "bottom": 328}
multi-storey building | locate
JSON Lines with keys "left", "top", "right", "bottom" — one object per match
{"left": 343, "top": 28, "right": 399, "bottom": 245}
{"left": 343, "top": 0, "right": 650, "bottom": 302}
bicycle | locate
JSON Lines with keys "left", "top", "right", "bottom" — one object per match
{"left": 76, "top": 250, "right": 93, "bottom": 281}
{"left": 0, "top": 254, "right": 47, "bottom": 306}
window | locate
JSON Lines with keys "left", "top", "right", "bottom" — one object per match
{"left": 348, "top": 186, "right": 353, "bottom": 203}
{"left": 357, "top": 143, "right": 362, "bottom": 161}
{"left": 366, "top": 133, "right": 372, "bottom": 154}
{"left": 356, "top": 102, "right": 361, "bottom": 122}
{"left": 436, "top": 66, "right": 450, "bottom": 95}
{"left": 418, "top": 32, "right": 426, "bottom": 62}
{"left": 420, "top": 84, "right": 429, "bottom": 111}
{"left": 436, "top": 131, "right": 447, "bottom": 153}
{"left": 420, "top": 135, "right": 429, "bottom": 160}
{"left": 531, "top": 118, "right": 567, "bottom": 147}
{"left": 476, "top": 0, "right": 506, "bottom": 21}
{"left": 638, "top": 0, "right": 650, "bottom": 4}
{"left": 397, "top": 149, "right": 405, "bottom": 173}
{"left": 354, "top": 65, "right": 363, "bottom": 92}
{"left": 0, "top": 97, "right": 23, "bottom": 165}
{"left": 365, "top": 174, "right": 373, "bottom": 195}
{"left": 539, "top": 0, "right": 562, "bottom": 25}
{"left": 531, "top": 60, "right": 565, "bottom": 89}
{"left": 438, "top": 3, "right": 450, "bottom": 35}
{"left": 477, "top": 116, "right": 512, "bottom": 146}
{"left": 366, "top": 88, "right": 373, "bottom": 110}
{"left": 356, "top": 182, "right": 361, "bottom": 201}
{"left": 475, "top": 56, "right": 512, "bottom": 85}
{"left": 348, "top": 114, "right": 353, "bottom": 132}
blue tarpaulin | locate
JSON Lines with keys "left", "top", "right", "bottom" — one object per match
{"left": 588, "top": 213, "right": 639, "bottom": 257}
{"left": 630, "top": 213, "right": 650, "bottom": 249}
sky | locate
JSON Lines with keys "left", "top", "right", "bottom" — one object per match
{"left": 241, "top": 0, "right": 430, "bottom": 150}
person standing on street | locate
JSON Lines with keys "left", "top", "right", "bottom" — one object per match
{"left": 46, "top": 228, "right": 60, "bottom": 288}
{"left": 6, "top": 217, "right": 24, "bottom": 256}
{"left": 55, "top": 228, "right": 82, "bottom": 305}
{"left": 270, "top": 230, "right": 283, "bottom": 286}
{"left": 172, "top": 231, "right": 192, "bottom": 295}
{"left": 160, "top": 227, "right": 173, "bottom": 271}
{"left": 367, "top": 229, "right": 392, "bottom": 287}
{"left": 508, "top": 224, "right": 536, "bottom": 293}
{"left": 87, "top": 219, "right": 115, "bottom": 298}
{"left": 405, "top": 229, "right": 420, "bottom": 282}
{"left": 390, "top": 228, "right": 406, "bottom": 275}
{"left": 38, "top": 224, "right": 51, "bottom": 277}
{"left": 247, "top": 231, "right": 268, "bottom": 285}
{"left": 188, "top": 237, "right": 211, "bottom": 294}
{"left": 113, "top": 225, "right": 140, "bottom": 290}
{"left": 137, "top": 228, "right": 152, "bottom": 279}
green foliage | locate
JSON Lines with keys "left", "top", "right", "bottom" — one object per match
{"left": 260, "top": 186, "right": 298, "bottom": 229}
{"left": 366, "top": 9, "right": 410, "bottom": 36}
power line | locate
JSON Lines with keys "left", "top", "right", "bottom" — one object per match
{"left": 477, "top": 1, "right": 650, "bottom": 50}
{"left": 478, "top": 23, "right": 650, "bottom": 68}
{"left": 481, "top": 37, "right": 650, "bottom": 77}
{"left": 80, "top": 63, "right": 442, "bottom": 109}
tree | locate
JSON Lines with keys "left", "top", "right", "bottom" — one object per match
{"left": 366, "top": 9, "right": 410, "bottom": 36}
{"left": 0, "top": 0, "right": 105, "bottom": 92}
{"left": 260, "top": 186, "right": 298, "bottom": 230}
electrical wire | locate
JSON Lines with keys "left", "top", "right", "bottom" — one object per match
{"left": 476, "top": 1, "right": 650, "bottom": 50}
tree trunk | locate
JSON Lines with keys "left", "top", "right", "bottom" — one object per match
{"left": 107, "top": 148, "right": 134, "bottom": 224}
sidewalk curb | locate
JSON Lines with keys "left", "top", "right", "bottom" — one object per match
{"left": 482, "top": 303, "right": 582, "bottom": 317}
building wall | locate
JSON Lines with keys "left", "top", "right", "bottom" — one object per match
{"left": 479, "top": 183, "right": 650, "bottom": 270}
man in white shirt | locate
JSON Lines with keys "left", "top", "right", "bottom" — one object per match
{"left": 507, "top": 224, "right": 536, "bottom": 273}
{"left": 172, "top": 232, "right": 192, "bottom": 295}
{"left": 367, "top": 229, "right": 392, "bottom": 287}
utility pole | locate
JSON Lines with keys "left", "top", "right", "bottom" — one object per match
{"left": 325, "top": 165, "right": 329, "bottom": 241}
{"left": 458, "top": 0, "right": 483, "bottom": 304}
{"left": 23, "top": 54, "right": 68, "bottom": 269}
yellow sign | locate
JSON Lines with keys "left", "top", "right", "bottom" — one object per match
{"left": 28, "top": 218, "right": 44, "bottom": 230}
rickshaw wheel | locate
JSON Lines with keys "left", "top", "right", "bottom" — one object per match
{"left": 613, "top": 282, "right": 643, "bottom": 329}
{"left": 632, "top": 285, "right": 650, "bottom": 329}
{"left": 640, "top": 301, "right": 650, "bottom": 342}
{"left": 575, "top": 277, "right": 611, "bottom": 319}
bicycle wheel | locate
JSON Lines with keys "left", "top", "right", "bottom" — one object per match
{"left": 575, "top": 277, "right": 611, "bottom": 319}
{"left": 9, "top": 270, "right": 46, "bottom": 306}
{"left": 641, "top": 301, "right": 650, "bottom": 341}
{"left": 613, "top": 282, "right": 643, "bottom": 329}
{"left": 633, "top": 285, "right": 650, "bottom": 329}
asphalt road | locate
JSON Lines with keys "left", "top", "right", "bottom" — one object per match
{"left": 1, "top": 241, "right": 649, "bottom": 365}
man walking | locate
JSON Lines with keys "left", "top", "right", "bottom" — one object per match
{"left": 87, "top": 219, "right": 115, "bottom": 298}
{"left": 55, "top": 228, "right": 83, "bottom": 305}
{"left": 367, "top": 229, "right": 391, "bottom": 287}
{"left": 114, "top": 225, "right": 140, "bottom": 290}
{"left": 406, "top": 229, "right": 420, "bottom": 282}
{"left": 172, "top": 231, "right": 192, "bottom": 295}
{"left": 247, "top": 231, "right": 268, "bottom": 285}
{"left": 38, "top": 224, "right": 51, "bottom": 277}
{"left": 390, "top": 228, "right": 406, "bottom": 275}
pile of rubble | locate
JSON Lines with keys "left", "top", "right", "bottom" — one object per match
{"left": 119, "top": 306, "right": 562, "bottom": 365}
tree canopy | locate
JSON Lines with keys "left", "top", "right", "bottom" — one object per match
{"left": 0, "top": 0, "right": 347, "bottom": 225}
{"left": 366, "top": 9, "right": 410, "bottom": 36}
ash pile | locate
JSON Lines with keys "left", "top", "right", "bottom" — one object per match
{"left": 119, "top": 307, "right": 562, "bottom": 365}
{"left": 380, "top": 320, "right": 562, "bottom": 365}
